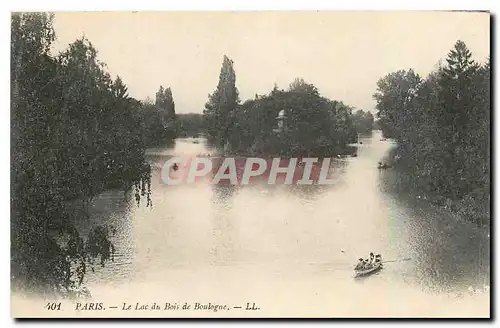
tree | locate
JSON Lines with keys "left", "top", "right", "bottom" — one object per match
{"left": 443, "top": 40, "right": 478, "bottom": 79}
{"left": 204, "top": 55, "right": 239, "bottom": 146}
{"left": 373, "top": 69, "right": 421, "bottom": 140}
{"left": 434, "top": 40, "right": 481, "bottom": 198}
{"left": 164, "top": 87, "right": 176, "bottom": 118}
{"left": 155, "top": 85, "right": 176, "bottom": 118}
{"left": 153, "top": 85, "right": 177, "bottom": 140}
{"left": 113, "top": 76, "right": 129, "bottom": 99}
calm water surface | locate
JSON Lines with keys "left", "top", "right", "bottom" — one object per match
{"left": 75, "top": 131, "right": 489, "bottom": 317}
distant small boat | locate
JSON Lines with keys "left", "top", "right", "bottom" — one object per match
{"left": 192, "top": 140, "right": 200, "bottom": 144}
{"left": 377, "top": 162, "right": 390, "bottom": 169}
{"left": 354, "top": 262, "right": 383, "bottom": 278}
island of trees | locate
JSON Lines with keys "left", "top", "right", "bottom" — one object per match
{"left": 202, "top": 56, "right": 364, "bottom": 157}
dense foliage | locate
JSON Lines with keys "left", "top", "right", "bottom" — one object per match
{"left": 140, "top": 86, "right": 177, "bottom": 146}
{"left": 11, "top": 13, "right": 159, "bottom": 297}
{"left": 374, "top": 40, "right": 490, "bottom": 224}
{"left": 177, "top": 113, "right": 206, "bottom": 137}
{"left": 203, "top": 58, "right": 358, "bottom": 156}
{"left": 351, "top": 110, "right": 375, "bottom": 134}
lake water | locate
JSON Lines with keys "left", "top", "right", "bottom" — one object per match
{"left": 50, "top": 130, "right": 489, "bottom": 317}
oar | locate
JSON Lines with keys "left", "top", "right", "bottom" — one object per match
{"left": 381, "top": 258, "right": 412, "bottom": 264}
{"left": 307, "top": 257, "right": 412, "bottom": 268}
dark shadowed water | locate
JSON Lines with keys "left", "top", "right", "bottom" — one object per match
{"left": 67, "top": 130, "right": 489, "bottom": 317}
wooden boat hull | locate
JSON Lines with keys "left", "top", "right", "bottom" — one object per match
{"left": 354, "top": 263, "right": 383, "bottom": 278}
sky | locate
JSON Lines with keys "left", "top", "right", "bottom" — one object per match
{"left": 51, "top": 11, "right": 490, "bottom": 114}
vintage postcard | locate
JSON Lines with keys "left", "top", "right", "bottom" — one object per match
{"left": 11, "top": 11, "right": 490, "bottom": 318}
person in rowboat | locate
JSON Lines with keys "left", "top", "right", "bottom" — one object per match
{"left": 354, "top": 258, "right": 365, "bottom": 270}
{"left": 362, "top": 259, "right": 371, "bottom": 269}
{"left": 372, "top": 254, "right": 382, "bottom": 267}
{"left": 361, "top": 252, "right": 375, "bottom": 269}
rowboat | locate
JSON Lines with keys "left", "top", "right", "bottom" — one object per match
{"left": 354, "top": 262, "right": 383, "bottom": 278}
{"left": 377, "top": 162, "right": 390, "bottom": 169}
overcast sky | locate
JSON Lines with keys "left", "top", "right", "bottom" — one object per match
{"left": 52, "top": 11, "right": 490, "bottom": 114}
